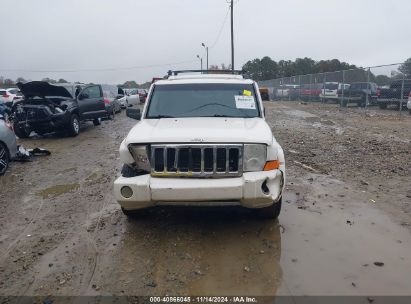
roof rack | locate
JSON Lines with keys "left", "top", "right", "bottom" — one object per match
{"left": 167, "top": 69, "right": 247, "bottom": 76}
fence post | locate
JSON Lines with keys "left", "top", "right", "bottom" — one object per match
{"left": 309, "top": 74, "right": 312, "bottom": 102}
{"left": 341, "top": 70, "right": 345, "bottom": 108}
{"left": 299, "top": 75, "right": 301, "bottom": 100}
{"left": 400, "top": 73, "right": 405, "bottom": 116}
{"left": 366, "top": 68, "right": 370, "bottom": 111}
{"left": 322, "top": 72, "right": 327, "bottom": 103}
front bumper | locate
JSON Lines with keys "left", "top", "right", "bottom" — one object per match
{"left": 114, "top": 170, "right": 284, "bottom": 210}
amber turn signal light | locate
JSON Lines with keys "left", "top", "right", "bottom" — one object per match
{"left": 263, "top": 160, "right": 280, "bottom": 171}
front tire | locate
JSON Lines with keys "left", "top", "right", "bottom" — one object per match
{"left": 68, "top": 114, "right": 80, "bottom": 137}
{"left": 13, "top": 123, "right": 31, "bottom": 138}
{"left": 255, "top": 199, "right": 282, "bottom": 219}
{"left": 0, "top": 142, "right": 10, "bottom": 176}
{"left": 93, "top": 118, "right": 101, "bottom": 126}
{"left": 107, "top": 108, "right": 115, "bottom": 120}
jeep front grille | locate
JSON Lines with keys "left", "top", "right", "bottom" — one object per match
{"left": 150, "top": 144, "right": 243, "bottom": 178}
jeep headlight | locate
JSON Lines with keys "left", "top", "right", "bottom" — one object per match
{"left": 243, "top": 144, "right": 267, "bottom": 172}
{"left": 128, "top": 145, "right": 151, "bottom": 172}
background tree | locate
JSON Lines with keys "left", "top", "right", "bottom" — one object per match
{"left": 398, "top": 58, "right": 411, "bottom": 77}
{"left": 41, "top": 77, "right": 57, "bottom": 83}
{"left": 16, "top": 77, "right": 26, "bottom": 83}
{"left": 4, "top": 78, "right": 15, "bottom": 86}
{"left": 58, "top": 78, "right": 68, "bottom": 83}
{"left": 243, "top": 57, "right": 278, "bottom": 81}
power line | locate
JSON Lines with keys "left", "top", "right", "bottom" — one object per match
{"left": 0, "top": 59, "right": 197, "bottom": 73}
{"left": 209, "top": 7, "right": 231, "bottom": 49}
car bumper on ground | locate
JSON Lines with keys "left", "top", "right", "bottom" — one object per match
{"left": 114, "top": 170, "right": 284, "bottom": 210}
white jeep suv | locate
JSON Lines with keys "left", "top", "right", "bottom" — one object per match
{"left": 114, "top": 71, "right": 285, "bottom": 219}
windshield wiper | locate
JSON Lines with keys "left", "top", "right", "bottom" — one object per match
{"left": 148, "top": 115, "right": 175, "bottom": 119}
{"left": 209, "top": 114, "right": 233, "bottom": 117}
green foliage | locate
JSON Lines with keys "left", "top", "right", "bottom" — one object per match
{"left": 243, "top": 57, "right": 358, "bottom": 81}
{"left": 399, "top": 58, "right": 411, "bottom": 77}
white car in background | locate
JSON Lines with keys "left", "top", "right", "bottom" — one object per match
{"left": 126, "top": 89, "right": 141, "bottom": 107}
{"left": 407, "top": 91, "right": 411, "bottom": 115}
{"left": 320, "top": 82, "right": 350, "bottom": 103}
{"left": 0, "top": 88, "right": 23, "bottom": 104}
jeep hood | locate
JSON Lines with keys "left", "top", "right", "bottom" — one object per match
{"left": 17, "top": 81, "right": 73, "bottom": 99}
{"left": 125, "top": 118, "right": 273, "bottom": 145}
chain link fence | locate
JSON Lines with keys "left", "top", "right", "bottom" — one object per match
{"left": 258, "top": 63, "right": 411, "bottom": 115}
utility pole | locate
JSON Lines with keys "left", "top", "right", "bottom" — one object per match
{"left": 201, "top": 43, "right": 209, "bottom": 70}
{"left": 230, "top": 0, "right": 234, "bottom": 71}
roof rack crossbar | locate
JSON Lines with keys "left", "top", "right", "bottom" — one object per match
{"left": 167, "top": 69, "right": 246, "bottom": 76}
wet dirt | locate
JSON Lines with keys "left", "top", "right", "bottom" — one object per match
{"left": 0, "top": 102, "right": 410, "bottom": 297}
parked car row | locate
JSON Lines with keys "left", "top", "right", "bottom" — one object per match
{"left": 269, "top": 80, "right": 410, "bottom": 111}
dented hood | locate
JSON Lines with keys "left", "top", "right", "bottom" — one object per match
{"left": 125, "top": 117, "right": 273, "bottom": 145}
{"left": 17, "top": 81, "right": 73, "bottom": 99}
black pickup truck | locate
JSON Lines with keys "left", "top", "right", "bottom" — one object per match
{"left": 338, "top": 82, "right": 378, "bottom": 107}
{"left": 11, "top": 81, "right": 107, "bottom": 138}
{"left": 377, "top": 79, "right": 411, "bottom": 109}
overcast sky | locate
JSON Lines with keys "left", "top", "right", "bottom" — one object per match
{"left": 1, "top": 0, "right": 410, "bottom": 84}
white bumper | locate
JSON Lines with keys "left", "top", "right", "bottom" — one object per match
{"left": 114, "top": 170, "right": 284, "bottom": 210}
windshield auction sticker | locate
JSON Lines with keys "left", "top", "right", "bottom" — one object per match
{"left": 235, "top": 95, "right": 256, "bottom": 109}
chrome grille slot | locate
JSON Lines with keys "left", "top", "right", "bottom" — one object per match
{"left": 150, "top": 144, "right": 243, "bottom": 178}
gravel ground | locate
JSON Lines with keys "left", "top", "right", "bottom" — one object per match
{"left": 0, "top": 102, "right": 410, "bottom": 298}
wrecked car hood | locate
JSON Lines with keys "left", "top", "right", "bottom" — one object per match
{"left": 17, "top": 81, "right": 73, "bottom": 99}
{"left": 125, "top": 117, "right": 274, "bottom": 145}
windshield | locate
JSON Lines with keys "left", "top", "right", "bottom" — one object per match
{"left": 325, "top": 83, "right": 338, "bottom": 90}
{"left": 146, "top": 83, "right": 260, "bottom": 118}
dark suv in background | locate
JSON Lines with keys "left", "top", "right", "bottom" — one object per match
{"left": 12, "top": 81, "right": 107, "bottom": 138}
{"left": 377, "top": 79, "right": 411, "bottom": 109}
{"left": 338, "top": 82, "right": 378, "bottom": 107}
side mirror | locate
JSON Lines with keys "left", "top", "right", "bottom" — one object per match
{"left": 126, "top": 108, "right": 141, "bottom": 120}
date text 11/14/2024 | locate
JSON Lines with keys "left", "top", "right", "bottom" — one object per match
{"left": 149, "top": 296, "right": 258, "bottom": 303}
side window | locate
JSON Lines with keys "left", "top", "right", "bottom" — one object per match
{"left": 82, "top": 86, "right": 102, "bottom": 99}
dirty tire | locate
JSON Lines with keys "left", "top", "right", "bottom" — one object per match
{"left": 255, "top": 199, "right": 282, "bottom": 219}
{"left": 0, "top": 142, "right": 10, "bottom": 176}
{"left": 93, "top": 118, "right": 101, "bottom": 126}
{"left": 107, "top": 109, "right": 115, "bottom": 120}
{"left": 379, "top": 103, "right": 387, "bottom": 109}
{"left": 13, "top": 123, "right": 31, "bottom": 139}
{"left": 68, "top": 114, "right": 80, "bottom": 137}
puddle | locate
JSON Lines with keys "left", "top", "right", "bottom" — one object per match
{"left": 36, "top": 183, "right": 80, "bottom": 199}
{"left": 278, "top": 179, "right": 411, "bottom": 296}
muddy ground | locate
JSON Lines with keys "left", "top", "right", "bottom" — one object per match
{"left": 0, "top": 102, "right": 410, "bottom": 297}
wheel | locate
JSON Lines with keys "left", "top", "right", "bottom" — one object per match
{"left": 255, "top": 199, "right": 282, "bottom": 219}
{"left": 93, "top": 118, "right": 101, "bottom": 126}
{"left": 67, "top": 114, "right": 80, "bottom": 137}
{"left": 0, "top": 142, "right": 10, "bottom": 176}
{"left": 107, "top": 108, "right": 115, "bottom": 120}
{"left": 2, "top": 112, "right": 9, "bottom": 122}
{"left": 13, "top": 123, "right": 31, "bottom": 138}
{"left": 379, "top": 103, "right": 387, "bottom": 109}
